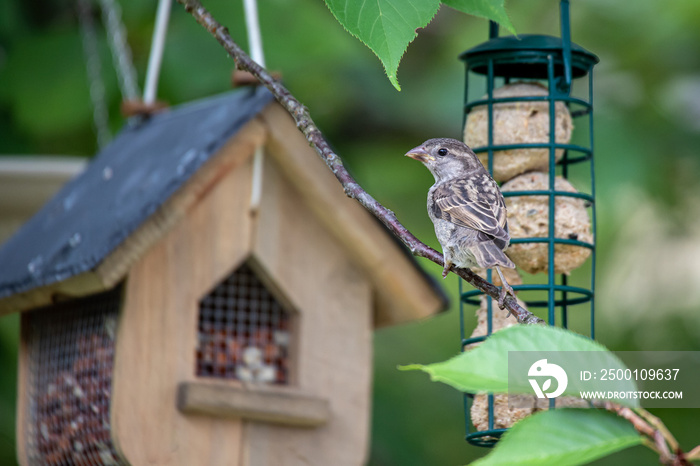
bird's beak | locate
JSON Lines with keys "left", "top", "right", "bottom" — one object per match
{"left": 405, "top": 146, "right": 434, "bottom": 162}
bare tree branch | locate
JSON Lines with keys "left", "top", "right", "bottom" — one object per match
{"left": 600, "top": 402, "right": 692, "bottom": 466}
{"left": 636, "top": 407, "right": 680, "bottom": 453}
{"left": 176, "top": 0, "right": 544, "bottom": 325}
{"left": 686, "top": 445, "right": 700, "bottom": 461}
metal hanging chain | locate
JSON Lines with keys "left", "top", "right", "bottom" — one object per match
{"left": 98, "top": 0, "right": 140, "bottom": 101}
{"left": 244, "top": 0, "right": 267, "bottom": 213}
{"left": 143, "top": 0, "right": 172, "bottom": 105}
{"left": 77, "top": 0, "right": 111, "bottom": 148}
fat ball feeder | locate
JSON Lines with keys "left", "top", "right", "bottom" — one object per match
{"left": 458, "top": 0, "right": 598, "bottom": 447}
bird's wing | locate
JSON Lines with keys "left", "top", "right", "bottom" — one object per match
{"left": 431, "top": 178, "right": 509, "bottom": 249}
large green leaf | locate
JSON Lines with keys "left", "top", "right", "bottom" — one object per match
{"left": 443, "top": 0, "right": 515, "bottom": 35}
{"left": 323, "top": 0, "right": 441, "bottom": 90}
{"left": 472, "top": 409, "right": 642, "bottom": 466}
{"left": 323, "top": 0, "right": 514, "bottom": 90}
{"left": 401, "top": 325, "right": 639, "bottom": 407}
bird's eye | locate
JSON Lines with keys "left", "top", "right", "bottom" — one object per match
{"left": 437, "top": 148, "right": 448, "bottom": 156}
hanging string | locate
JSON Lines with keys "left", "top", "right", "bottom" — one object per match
{"left": 98, "top": 0, "right": 140, "bottom": 101}
{"left": 77, "top": 0, "right": 111, "bottom": 148}
{"left": 249, "top": 146, "right": 265, "bottom": 213}
{"left": 243, "top": 0, "right": 265, "bottom": 67}
{"left": 143, "top": 0, "right": 172, "bottom": 105}
{"left": 244, "top": 0, "right": 266, "bottom": 214}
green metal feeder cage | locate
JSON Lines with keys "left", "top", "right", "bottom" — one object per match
{"left": 458, "top": 0, "right": 599, "bottom": 447}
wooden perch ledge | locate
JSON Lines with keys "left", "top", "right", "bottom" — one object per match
{"left": 177, "top": 382, "right": 330, "bottom": 428}
{"left": 176, "top": 0, "right": 544, "bottom": 325}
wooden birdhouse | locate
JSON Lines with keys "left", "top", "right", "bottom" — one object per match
{"left": 0, "top": 88, "right": 447, "bottom": 465}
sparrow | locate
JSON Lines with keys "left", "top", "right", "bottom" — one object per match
{"left": 406, "top": 138, "right": 516, "bottom": 309}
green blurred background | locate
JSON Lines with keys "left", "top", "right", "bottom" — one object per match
{"left": 1, "top": 0, "right": 700, "bottom": 464}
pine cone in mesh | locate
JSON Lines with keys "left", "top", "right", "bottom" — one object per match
{"left": 464, "top": 82, "right": 573, "bottom": 183}
{"left": 501, "top": 172, "right": 592, "bottom": 275}
{"left": 36, "top": 335, "right": 117, "bottom": 464}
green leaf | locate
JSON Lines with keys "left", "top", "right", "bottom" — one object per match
{"left": 471, "top": 409, "right": 642, "bottom": 466}
{"left": 443, "top": 0, "right": 515, "bottom": 35}
{"left": 323, "top": 0, "right": 441, "bottom": 90}
{"left": 401, "top": 325, "right": 640, "bottom": 407}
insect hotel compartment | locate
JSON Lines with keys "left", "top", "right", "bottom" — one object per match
{"left": 196, "top": 262, "right": 292, "bottom": 385}
{"left": 0, "top": 89, "right": 448, "bottom": 465}
{"left": 22, "top": 286, "right": 127, "bottom": 465}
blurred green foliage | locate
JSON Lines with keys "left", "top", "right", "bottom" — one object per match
{"left": 1, "top": 0, "right": 700, "bottom": 464}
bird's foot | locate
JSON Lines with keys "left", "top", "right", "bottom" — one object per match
{"left": 495, "top": 265, "right": 516, "bottom": 312}
{"left": 497, "top": 281, "right": 516, "bottom": 312}
{"left": 442, "top": 261, "right": 453, "bottom": 279}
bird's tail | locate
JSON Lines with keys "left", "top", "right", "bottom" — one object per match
{"left": 471, "top": 241, "right": 515, "bottom": 269}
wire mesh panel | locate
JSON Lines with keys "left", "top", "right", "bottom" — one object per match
{"left": 25, "top": 285, "right": 127, "bottom": 465}
{"left": 196, "top": 263, "right": 291, "bottom": 385}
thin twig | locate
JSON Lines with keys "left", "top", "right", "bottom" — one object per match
{"left": 640, "top": 437, "right": 662, "bottom": 457}
{"left": 176, "top": 0, "right": 544, "bottom": 325}
{"left": 685, "top": 445, "right": 700, "bottom": 461}
{"left": 601, "top": 402, "right": 655, "bottom": 437}
{"left": 601, "top": 402, "right": 691, "bottom": 465}
{"left": 636, "top": 407, "right": 680, "bottom": 453}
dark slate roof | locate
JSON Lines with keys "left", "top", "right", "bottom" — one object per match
{"left": 0, "top": 87, "right": 274, "bottom": 299}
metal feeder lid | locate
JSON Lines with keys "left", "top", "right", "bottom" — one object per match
{"left": 459, "top": 34, "right": 599, "bottom": 79}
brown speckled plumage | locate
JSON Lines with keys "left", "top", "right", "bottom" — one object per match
{"left": 406, "top": 138, "right": 515, "bottom": 308}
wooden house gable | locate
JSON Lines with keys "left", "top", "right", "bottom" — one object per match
{"left": 0, "top": 88, "right": 447, "bottom": 326}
